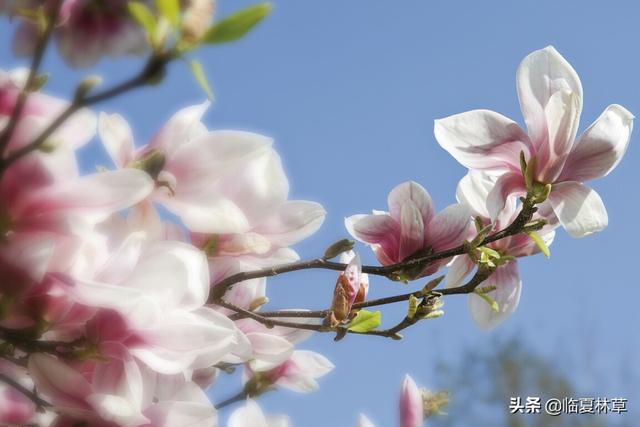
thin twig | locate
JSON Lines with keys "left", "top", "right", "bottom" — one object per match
{"left": 0, "top": 0, "right": 64, "bottom": 155}
{"left": 209, "top": 199, "right": 538, "bottom": 302}
{"left": 0, "top": 373, "right": 50, "bottom": 409}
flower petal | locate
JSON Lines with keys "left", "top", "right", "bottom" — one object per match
{"left": 388, "top": 181, "right": 433, "bottom": 225}
{"left": 548, "top": 181, "right": 608, "bottom": 238}
{"left": 469, "top": 261, "right": 522, "bottom": 330}
{"left": 445, "top": 255, "right": 475, "bottom": 289}
{"left": 426, "top": 203, "right": 473, "bottom": 252}
{"left": 98, "top": 112, "right": 135, "bottom": 168}
{"left": 399, "top": 202, "right": 425, "bottom": 261}
{"left": 559, "top": 104, "right": 634, "bottom": 182}
{"left": 516, "top": 46, "right": 583, "bottom": 147}
{"left": 254, "top": 201, "right": 326, "bottom": 247}
{"left": 434, "top": 109, "right": 531, "bottom": 173}
{"left": 486, "top": 172, "right": 527, "bottom": 222}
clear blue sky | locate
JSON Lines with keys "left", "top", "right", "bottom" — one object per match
{"left": 1, "top": 1, "right": 639, "bottom": 425}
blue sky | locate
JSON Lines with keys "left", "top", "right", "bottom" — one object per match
{"left": 2, "top": 0, "right": 639, "bottom": 425}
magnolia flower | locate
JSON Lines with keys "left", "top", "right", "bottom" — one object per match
{"left": 246, "top": 350, "right": 334, "bottom": 393}
{"left": 29, "top": 351, "right": 217, "bottom": 427}
{"left": 400, "top": 375, "right": 424, "bottom": 427}
{"left": 446, "top": 171, "right": 556, "bottom": 329}
{"left": 11, "top": 0, "right": 148, "bottom": 68}
{"left": 435, "top": 46, "right": 633, "bottom": 238}
{"left": 346, "top": 181, "right": 472, "bottom": 278}
{"left": 227, "top": 399, "right": 292, "bottom": 427}
{"left": 99, "top": 104, "right": 325, "bottom": 283}
{"left": 67, "top": 238, "right": 241, "bottom": 374}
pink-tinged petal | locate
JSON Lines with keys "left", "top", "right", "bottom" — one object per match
{"left": 426, "top": 203, "right": 473, "bottom": 252}
{"left": 148, "top": 102, "right": 210, "bottom": 156}
{"left": 434, "top": 109, "right": 531, "bottom": 173}
{"left": 399, "top": 202, "right": 425, "bottom": 261}
{"left": 468, "top": 261, "right": 522, "bottom": 330}
{"left": 399, "top": 375, "right": 423, "bottom": 427}
{"left": 0, "top": 384, "right": 37, "bottom": 424}
{"left": 486, "top": 172, "right": 527, "bottom": 221}
{"left": 508, "top": 229, "right": 556, "bottom": 258}
{"left": 343, "top": 254, "right": 362, "bottom": 305}
{"left": 358, "top": 414, "right": 376, "bottom": 427}
{"left": 28, "top": 354, "right": 92, "bottom": 410}
{"left": 347, "top": 214, "right": 400, "bottom": 263}
{"left": 445, "top": 255, "right": 475, "bottom": 289}
{"left": 516, "top": 46, "right": 583, "bottom": 147}
{"left": 548, "top": 181, "right": 608, "bottom": 238}
{"left": 98, "top": 112, "right": 135, "bottom": 168}
{"left": 19, "top": 170, "right": 153, "bottom": 222}
{"left": 272, "top": 350, "right": 334, "bottom": 393}
{"left": 228, "top": 399, "right": 268, "bottom": 427}
{"left": 559, "top": 104, "right": 634, "bottom": 182}
{"left": 94, "top": 232, "right": 145, "bottom": 285}
{"left": 388, "top": 181, "right": 433, "bottom": 225}
{"left": 537, "top": 89, "right": 581, "bottom": 182}
{"left": 254, "top": 200, "right": 326, "bottom": 247}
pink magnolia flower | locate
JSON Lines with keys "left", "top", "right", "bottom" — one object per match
{"left": 66, "top": 238, "right": 242, "bottom": 375}
{"left": 227, "top": 399, "right": 292, "bottom": 427}
{"left": 29, "top": 350, "right": 217, "bottom": 427}
{"left": 99, "top": 104, "right": 325, "bottom": 279}
{"left": 246, "top": 350, "right": 334, "bottom": 393}
{"left": 435, "top": 46, "right": 633, "bottom": 238}
{"left": 400, "top": 375, "right": 424, "bottom": 427}
{"left": 11, "top": 0, "right": 148, "bottom": 68}
{"left": 346, "top": 181, "right": 472, "bottom": 278}
{"left": 446, "top": 171, "right": 556, "bottom": 329}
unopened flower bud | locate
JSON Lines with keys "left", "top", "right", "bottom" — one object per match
{"left": 182, "top": 0, "right": 215, "bottom": 43}
{"left": 322, "top": 238, "right": 355, "bottom": 260}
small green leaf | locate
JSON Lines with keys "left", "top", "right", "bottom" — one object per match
{"left": 527, "top": 231, "right": 550, "bottom": 258}
{"left": 156, "top": 0, "right": 181, "bottom": 28}
{"left": 128, "top": 2, "right": 157, "bottom": 35}
{"left": 407, "top": 295, "right": 419, "bottom": 319}
{"left": 474, "top": 289, "right": 499, "bottom": 313}
{"left": 203, "top": 3, "right": 272, "bottom": 44}
{"left": 348, "top": 310, "right": 381, "bottom": 333}
{"left": 189, "top": 59, "right": 214, "bottom": 100}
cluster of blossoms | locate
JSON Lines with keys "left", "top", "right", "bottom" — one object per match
{"left": 0, "top": 0, "right": 633, "bottom": 424}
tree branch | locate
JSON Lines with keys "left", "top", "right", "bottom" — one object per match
{"left": 0, "top": 372, "right": 50, "bottom": 410}
{"left": 209, "top": 197, "right": 537, "bottom": 302}
{"left": 0, "top": 0, "right": 64, "bottom": 155}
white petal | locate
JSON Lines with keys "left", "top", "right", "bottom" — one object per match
{"left": 445, "top": 255, "right": 475, "bottom": 289}
{"left": 560, "top": 104, "right": 634, "bottom": 182}
{"left": 548, "top": 181, "right": 608, "bottom": 238}
{"left": 98, "top": 112, "right": 135, "bottom": 168}
{"left": 517, "top": 46, "right": 583, "bottom": 145}
{"left": 469, "top": 261, "right": 522, "bottom": 330}
{"left": 254, "top": 201, "right": 326, "bottom": 247}
{"left": 434, "top": 109, "right": 531, "bottom": 173}
{"left": 227, "top": 399, "right": 268, "bottom": 427}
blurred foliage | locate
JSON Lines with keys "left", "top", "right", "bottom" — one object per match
{"left": 432, "top": 337, "right": 635, "bottom": 427}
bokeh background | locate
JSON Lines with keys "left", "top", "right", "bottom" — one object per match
{"left": 2, "top": 1, "right": 639, "bottom": 426}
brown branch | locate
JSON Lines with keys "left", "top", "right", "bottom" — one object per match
{"left": 0, "top": 0, "right": 64, "bottom": 155}
{"left": 0, "top": 54, "right": 170, "bottom": 174}
{"left": 0, "top": 372, "right": 50, "bottom": 409}
{"left": 209, "top": 197, "right": 538, "bottom": 302}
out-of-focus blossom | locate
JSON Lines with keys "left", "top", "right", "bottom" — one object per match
{"left": 435, "top": 46, "right": 633, "bottom": 238}
{"left": 29, "top": 351, "right": 217, "bottom": 427}
{"left": 445, "top": 170, "right": 556, "bottom": 329}
{"left": 246, "top": 350, "right": 334, "bottom": 393}
{"left": 227, "top": 399, "right": 292, "bottom": 427}
{"left": 346, "top": 181, "right": 472, "bottom": 278}
{"left": 400, "top": 375, "right": 424, "bottom": 427}
{"left": 358, "top": 414, "right": 376, "bottom": 427}
{"left": 67, "top": 238, "right": 241, "bottom": 374}
{"left": 99, "top": 104, "right": 326, "bottom": 285}
{"left": 10, "top": 0, "right": 149, "bottom": 68}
